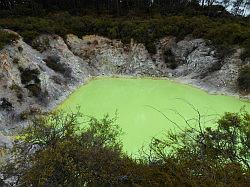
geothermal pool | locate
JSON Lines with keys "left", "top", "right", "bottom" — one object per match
{"left": 60, "top": 78, "right": 250, "bottom": 155}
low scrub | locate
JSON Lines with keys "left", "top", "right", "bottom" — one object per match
{"left": 0, "top": 14, "right": 249, "bottom": 56}
{"left": 2, "top": 110, "right": 250, "bottom": 186}
{"left": 0, "top": 30, "right": 19, "bottom": 49}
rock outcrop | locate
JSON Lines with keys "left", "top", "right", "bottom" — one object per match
{"left": 0, "top": 34, "right": 90, "bottom": 134}
{"left": 0, "top": 31, "right": 249, "bottom": 147}
{"left": 155, "top": 37, "right": 248, "bottom": 94}
{"left": 65, "top": 34, "right": 159, "bottom": 76}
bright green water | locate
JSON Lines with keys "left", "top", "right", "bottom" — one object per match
{"left": 60, "top": 78, "right": 250, "bottom": 155}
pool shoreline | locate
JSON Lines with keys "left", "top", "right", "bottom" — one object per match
{"left": 59, "top": 77, "right": 250, "bottom": 154}
{"left": 52, "top": 75, "right": 250, "bottom": 114}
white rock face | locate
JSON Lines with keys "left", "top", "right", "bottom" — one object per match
{"left": 65, "top": 34, "right": 159, "bottom": 75}
{"left": 172, "top": 39, "right": 205, "bottom": 62}
{"left": 0, "top": 34, "right": 91, "bottom": 133}
{"left": 157, "top": 37, "right": 247, "bottom": 95}
{"left": 0, "top": 32, "right": 249, "bottom": 147}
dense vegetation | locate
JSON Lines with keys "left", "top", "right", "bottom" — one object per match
{"left": 0, "top": 30, "right": 19, "bottom": 49}
{"left": 2, "top": 110, "right": 250, "bottom": 186}
{"left": 0, "top": 0, "right": 250, "bottom": 52}
{"left": 0, "top": 1, "right": 249, "bottom": 56}
{"left": 0, "top": 0, "right": 249, "bottom": 17}
{"left": 0, "top": 13, "right": 250, "bottom": 56}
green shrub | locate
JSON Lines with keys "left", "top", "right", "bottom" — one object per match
{"left": 2, "top": 112, "right": 133, "bottom": 186}
{"left": 0, "top": 15, "right": 249, "bottom": 54}
{"left": 238, "top": 65, "right": 250, "bottom": 93}
{"left": 2, "top": 110, "right": 249, "bottom": 186}
{"left": 0, "top": 30, "right": 19, "bottom": 49}
{"left": 148, "top": 111, "right": 250, "bottom": 185}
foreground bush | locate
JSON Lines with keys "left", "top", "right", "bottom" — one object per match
{"left": 2, "top": 110, "right": 250, "bottom": 186}
{"left": 2, "top": 111, "right": 138, "bottom": 186}
{"left": 148, "top": 111, "right": 250, "bottom": 186}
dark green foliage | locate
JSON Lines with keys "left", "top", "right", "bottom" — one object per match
{"left": 215, "top": 112, "right": 250, "bottom": 168}
{"left": 147, "top": 111, "right": 250, "bottom": 186}
{"left": 0, "top": 30, "right": 19, "bottom": 50}
{"left": 0, "top": 0, "right": 200, "bottom": 17}
{"left": 238, "top": 65, "right": 250, "bottom": 93}
{"left": 241, "top": 48, "right": 250, "bottom": 61}
{"left": 0, "top": 14, "right": 249, "bottom": 55}
{"left": 2, "top": 111, "right": 138, "bottom": 186}
{"left": 2, "top": 0, "right": 248, "bottom": 18}
{"left": 2, "top": 111, "right": 250, "bottom": 186}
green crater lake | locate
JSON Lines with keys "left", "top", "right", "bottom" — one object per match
{"left": 60, "top": 78, "right": 250, "bottom": 155}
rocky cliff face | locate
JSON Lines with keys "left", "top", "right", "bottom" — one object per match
{"left": 65, "top": 34, "right": 160, "bottom": 75}
{"left": 0, "top": 31, "right": 249, "bottom": 149}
